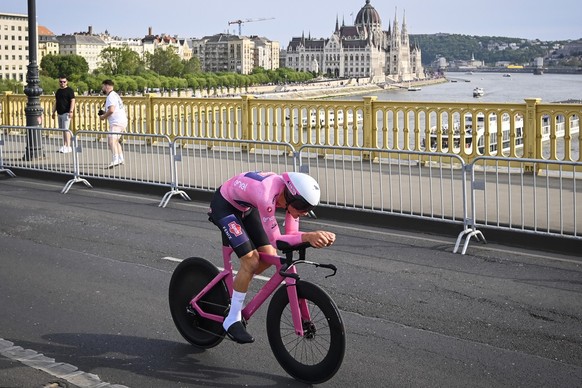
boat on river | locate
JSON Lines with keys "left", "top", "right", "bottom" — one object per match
{"left": 423, "top": 113, "right": 524, "bottom": 154}
{"left": 473, "top": 87, "right": 484, "bottom": 97}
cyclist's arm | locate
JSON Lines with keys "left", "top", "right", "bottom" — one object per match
{"left": 280, "top": 210, "right": 335, "bottom": 248}
{"left": 259, "top": 206, "right": 303, "bottom": 247}
{"left": 301, "top": 230, "right": 336, "bottom": 248}
{"left": 284, "top": 211, "right": 301, "bottom": 234}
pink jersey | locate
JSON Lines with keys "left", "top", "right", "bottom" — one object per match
{"left": 219, "top": 172, "right": 304, "bottom": 247}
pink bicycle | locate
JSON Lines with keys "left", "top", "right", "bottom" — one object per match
{"left": 168, "top": 241, "right": 345, "bottom": 384}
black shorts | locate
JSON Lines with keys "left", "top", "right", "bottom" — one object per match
{"left": 208, "top": 188, "right": 270, "bottom": 258}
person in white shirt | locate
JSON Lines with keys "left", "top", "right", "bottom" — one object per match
{"left": 99, "top": 79, "right": 128, "bottom": 167}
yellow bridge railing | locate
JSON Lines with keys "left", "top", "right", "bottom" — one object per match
{"left": 2, "top": 92, "right": 580, "bottom": 165}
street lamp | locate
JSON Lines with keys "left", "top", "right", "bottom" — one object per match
{"left": 23, "top": 0, "right": 44, "bottom": 160}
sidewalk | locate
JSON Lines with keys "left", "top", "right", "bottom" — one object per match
{"left": 0, "top": 354, "right": 78, "bottom": 388}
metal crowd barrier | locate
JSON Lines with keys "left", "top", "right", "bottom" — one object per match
{"left": 0, "top": 126, "right": 187, "bottom": 207}
{"left": 455, "top": 156, "right": 582, "bottom": 254}
{"left": 172, "top": 137, "right": 297, "bottom": 196}
{"left": 0, "top": 125, "right": 77, "bottom": 176}
{"left": 70, "top": 130, "right": 189, "bottom": 207}
{"left": 0, "top": 127, "right": 16, "bottom": 178}
{"left": 2, "top": 125, "right": 581, "bottom": 254}
{"left": 298, "top": 145, "right": 468, "bottom": 223}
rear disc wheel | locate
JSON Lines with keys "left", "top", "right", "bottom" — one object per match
{"left": 168, "top": 257, "right": 229, "bottom": 349}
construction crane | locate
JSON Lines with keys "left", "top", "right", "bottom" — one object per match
{"left": 228, "top": 17, "right": 275, "bottom": 36}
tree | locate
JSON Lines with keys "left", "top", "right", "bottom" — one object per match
{"left": 99, "top": 47, "right": 143, "bottom": 75}
{"left": 0, "top": 79, "right": 25, "bottom": 93}
{"left": 183, "top": 56, "right": 201, "bottom": 75}
{"left": 81, "top": 74, "right": 106, "bottom": 95}
{"left": 410, "top": 34, "right": 549, "bottom": 66}
{"left": 146, "top": 47, "right": 184, "bottom": 77}
{"left": 40, "top": 54, "right": 89, "bottom": 79}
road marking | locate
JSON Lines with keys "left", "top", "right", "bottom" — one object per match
{"left": 162, "top": 256, "right": 271, "bottom": 282}
{"left": 0, "top": 338, "right": 127, "bottom": 388}
{"left": 161, "top": 256, "right": 182, "bottom": 262}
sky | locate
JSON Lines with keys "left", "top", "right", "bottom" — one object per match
{"left": 2, "top": 0, "right": 581, "bottom": 45}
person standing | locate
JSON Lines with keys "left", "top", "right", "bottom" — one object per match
{"left": 52, "top": 76, "right": 75, "bottom": 153}
{"left": 99, "top": 79, "right": 128, "bottom": 168}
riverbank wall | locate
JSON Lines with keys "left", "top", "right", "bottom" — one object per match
{"left": 255, "top": 77, "right": 448, "bottom": 100}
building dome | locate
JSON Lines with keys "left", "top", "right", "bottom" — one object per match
{"left": 354, "top": 0, "right": 382, "bottom": 27}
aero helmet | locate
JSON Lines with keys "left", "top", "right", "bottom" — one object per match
{"left": 281, "top": 172, "right": 320, "bottom": 211}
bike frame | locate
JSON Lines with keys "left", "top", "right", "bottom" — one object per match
{"left": 188, "top": 246, "right": 309, "bottom": 336}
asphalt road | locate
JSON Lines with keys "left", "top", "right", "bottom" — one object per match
{"left": 1, "top": 176, "right": 581, "bottom": 387}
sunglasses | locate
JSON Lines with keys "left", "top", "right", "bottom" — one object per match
{"left": 288, "top": 197, "right": 314, "bottom": 212}
{"left": 59, "top": 80, "right": 67, "bottom": 83}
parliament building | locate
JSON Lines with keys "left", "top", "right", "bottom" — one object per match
{"left": 285, "top": 0, "right": 424, "bottom": 82}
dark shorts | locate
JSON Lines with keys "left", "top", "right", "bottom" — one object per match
{"left": 208, "top": 188, "right": 270, "bottom": 258}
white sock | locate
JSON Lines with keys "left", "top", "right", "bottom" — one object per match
{"left": 223, "top": 290, "right": 246, "bottom": 330}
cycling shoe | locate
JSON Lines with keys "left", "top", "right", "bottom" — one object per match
{"left": 225, "top": 321, "right": 255, "bottom": 344}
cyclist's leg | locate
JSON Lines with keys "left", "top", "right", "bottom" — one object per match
{"left": 243, "top": 208, "right": 275, "bottom": 275}
{"left": 255, "top": 245, "right": 276, "bottom": 274}
{"left": 208, "top": 193, "right": 258, "bottom": 343}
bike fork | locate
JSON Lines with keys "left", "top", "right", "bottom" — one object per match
{"left": 285, "top": 278, "right": 309, "bottom": 337}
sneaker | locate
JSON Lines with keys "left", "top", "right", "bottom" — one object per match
{"left": 108, "top": 156, "right": 121, "bottom": 168}
{"left": 118, "top": 156, "right": 125, "bottom": 165}
{"left": 58, "top": 146, "right": 72, "bottom": 154}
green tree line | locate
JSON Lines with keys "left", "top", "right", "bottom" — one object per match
{"left": 0, "top": 46, "right": 314, "bottom": 95}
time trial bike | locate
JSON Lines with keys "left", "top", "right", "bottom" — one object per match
{"left": 168, "top": 240, "right": 345, "bottom": 384}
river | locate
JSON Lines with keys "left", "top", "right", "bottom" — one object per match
{"left": 331, "top": 72, "right": 581, "bottom": 160}
{"left": 335, "top": 72, "right": 582, "bottom": 103}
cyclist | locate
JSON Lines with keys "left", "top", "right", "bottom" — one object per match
{"left": 208, "top": 171, "right": 336, "bottom": 344}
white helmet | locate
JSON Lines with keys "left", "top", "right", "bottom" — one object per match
{"left": 281, "top": 172, "right": 320, "bottom": 211}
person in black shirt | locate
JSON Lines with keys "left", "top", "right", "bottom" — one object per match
{"left": 52, "top": 76, "right": 76, "bottom": 153}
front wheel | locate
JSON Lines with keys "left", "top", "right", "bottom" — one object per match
{"left": 169, "top": 257, "right": 229, "bottom": 349}
{"left": 266, "top": 281, "right": 345, "bottom": 384}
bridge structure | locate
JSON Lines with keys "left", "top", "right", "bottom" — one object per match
{"left": 1, "top": 92, "right": 580, "bottom": 251}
